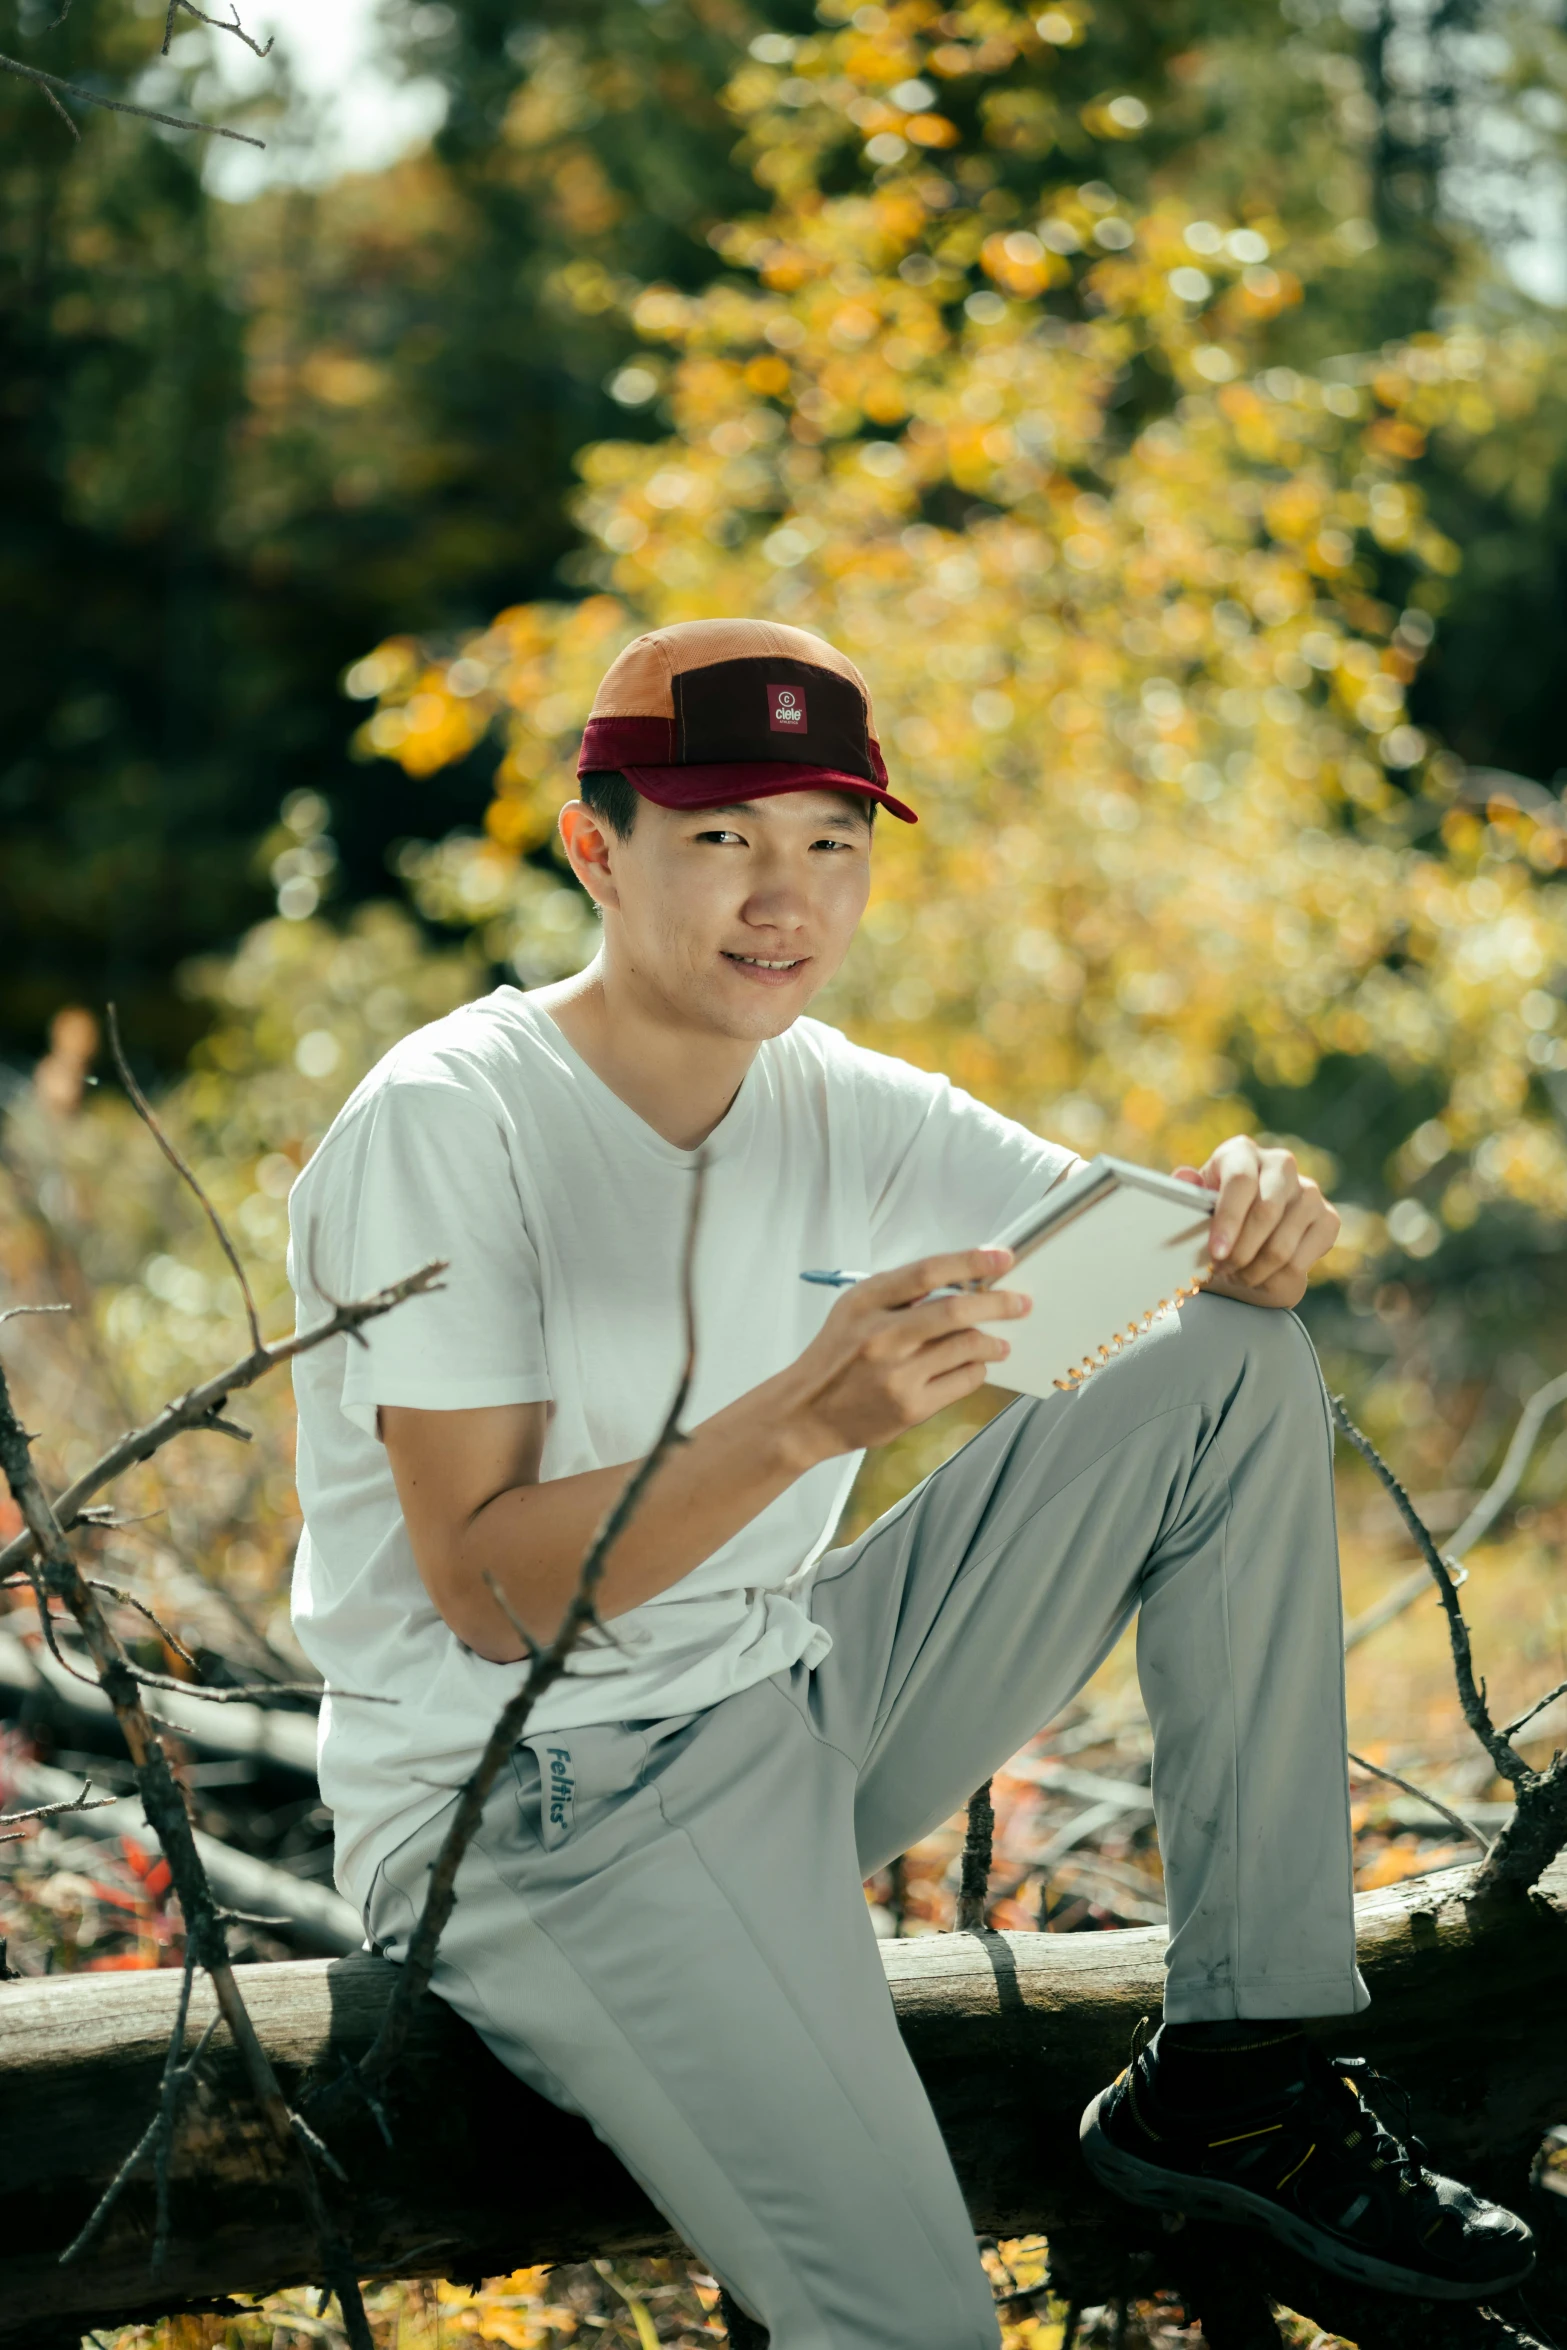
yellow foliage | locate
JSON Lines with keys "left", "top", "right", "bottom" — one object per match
{"left": 349, "top": 4, "right": 1564, "bottom": 1258}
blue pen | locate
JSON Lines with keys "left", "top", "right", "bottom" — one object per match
{"left": 801, "top": 1268, "right": 977, "bottom": 1298}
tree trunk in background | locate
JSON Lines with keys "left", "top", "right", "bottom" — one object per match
{"left": 3, "top": 1857, "right": 1564, "bottom": 2350}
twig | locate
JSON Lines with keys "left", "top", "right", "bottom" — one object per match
{"left": 1347, "top": 1749, "right": 1492, "bottom": 1856}
{"left": 343, "top": 1156, "right": 708, "bottom": 2110}
{"left": 1329, "top": 1395, "right": 1567, "bottom": 1900}
{"left": 87, "top": 1580, "right": 201, "bottom": 1672}
{"left": 57, "top": 1947, "right": 221, "bottom": 2273}
{"left": 158, "top": 1480, "right": 321, "bottom": 1683}
{"left": 956, "top": 1778, "right": 995, "bottom": 1931}
{"left": 163, "top": 0, "right": 274, "bottom": 57}
{"left": 1448, "top": 1368, "right": 1567, "bottom": 1557}
{"left": 0, "top": 1303, "right": 72, "bottom": 1327}
{"left": 1329, "top": 1396, "right": 1522, "bottom": 1786}
{"left": 1503, "top": 1679, "right": 1567, "bottom": 1741}
{"left": 107, "top": 1005, "right": 262, "bottom": 1356}
{"left": 121, "top": 1666, "right": 383, "bottom": 1704}
{"left": 27, "top": 1588, "right": 108, "bottom": 1686}
{"left": 0, "top": 52, "right": 264, "bottom": 145}
{"left": 0, "top": 1261, "right": 446, "bottom": 1584}
{"left": 0, "top": 1773, "right": 116, "bottom": 1842}
{"left": 0, "top": 1127, "right": 141, "bottom": 1427}
{"left": 1344, "top": 1368, "right": 1567, "bottom": 1652}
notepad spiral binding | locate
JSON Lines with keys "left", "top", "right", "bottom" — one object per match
{"left": 1050, "top": 1273, "right": 1209, "bottom": 1391}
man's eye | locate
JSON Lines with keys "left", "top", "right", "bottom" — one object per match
{"left": 696, "top": 828, "right": 745, "bottom": 844}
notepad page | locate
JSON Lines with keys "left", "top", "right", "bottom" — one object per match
{"left": 980, "top": 1182, "right": 1214, "bottom": 1399}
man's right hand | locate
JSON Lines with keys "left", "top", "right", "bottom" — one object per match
{"left": 383, "top": 1247, "right": 1028, "bottom": 1660}
{"left": 775, "top": 1248, "right": 1030, "bottom": 1467}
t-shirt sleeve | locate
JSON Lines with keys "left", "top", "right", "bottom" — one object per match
{"left": 865, "top": 1063, "right": 1081, "bottom": 1265}
{"left": 290, "top": 1076, "right": 552, "bottom": 1438}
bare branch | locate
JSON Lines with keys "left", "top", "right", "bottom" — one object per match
{"left": 1502, "top": 1678, "right": 1567, "bottom": 1742}
{"left": 1329, "top": 1395, "right": 1525, "bottom": 1786}
{"left": 125, "top": 1665, "right": 387, "bottom": 1705}
{"left": 59, "top": 1948, "right": 228, "bottom": 2275}
{"left": 1330, "top": 1394, "right": 1567, "bottom": 1900}
{"left": 163, "top": 0, "right": 274, "bottom": 58}
{"left": 27, "top": 1584, "right": 108, "bottom": 1688}
{"left": 203, "top": 1410, "right": 253, "bottom": 1443}
{"left": 479, "top": 1568, "right": 539, "bottom": 1661}
{"left": 87, "top": 1580, "right": 201, "bottom": 1672}
{"left": 1347, "top": 1749, "right": 1492, "bottom": 1856}
{"left": 1447, "top": 1367, "right": 1567, "bottom": 1558}
{"left": 0, "top": 1304, "right": 71, "bottom": 1327}
{"left": 0, "top": 52, "right": 265, "bottom": 146}
{"left": 1344, "top": 1368, "right": 1567, "bottom": 1652}
{"left": 0, "top": 1260, "right": 446, "bottom": 1584}
{"left": 342, "top": 1156, "right": 708, "bottom": 2109}
{"left": 107, "top": 1006, "right": 261, "bottom": 1356}
{"left": 0, "top": 1773, "right": 116, "bottom": 1843}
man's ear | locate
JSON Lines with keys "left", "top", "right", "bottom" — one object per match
{"left": 558, "top": 801, "right": 621, "bottom": 912}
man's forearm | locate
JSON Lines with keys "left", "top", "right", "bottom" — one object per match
{"left": 447, "top": 1381, "right": 826, "bottom": 1661}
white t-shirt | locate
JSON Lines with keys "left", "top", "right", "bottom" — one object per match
{"left": 287, "top": 988, "right": 1074, "bottom": 1903}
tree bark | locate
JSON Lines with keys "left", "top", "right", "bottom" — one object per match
{"left": 3, "top": 1857, "right": 1564, "bottom": 2349}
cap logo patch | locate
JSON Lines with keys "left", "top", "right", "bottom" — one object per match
{"left": 768, "top": 681, "right": 807, "bottom": 733}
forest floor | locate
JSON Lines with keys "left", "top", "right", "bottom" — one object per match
{"left": 10, "top": 1466, "right": 1565, "bottom": 2350}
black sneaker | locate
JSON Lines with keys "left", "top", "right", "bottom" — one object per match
{"left": 1080, "top": 2020, "right": 1535, "bottom": 2301}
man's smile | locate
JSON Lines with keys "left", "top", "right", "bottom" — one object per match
{"left": 722, "top": 950, "right": 809, "bottom": 978}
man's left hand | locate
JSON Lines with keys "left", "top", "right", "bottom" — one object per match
{"left": 1173, "top": 1138, "right": 1341, "bottom": 1310}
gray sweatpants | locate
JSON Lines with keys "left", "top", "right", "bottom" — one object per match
{"left": 362, "top": 1295, "right": 1366, "bottom": 2350}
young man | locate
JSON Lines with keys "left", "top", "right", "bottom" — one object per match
{"left": 288, "top": 618, "right": 1532, "bottom": 2348}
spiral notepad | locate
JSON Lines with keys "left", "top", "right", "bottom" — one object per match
{"left": 977, "top": 1157, "right": 1216, "bottom": 1398}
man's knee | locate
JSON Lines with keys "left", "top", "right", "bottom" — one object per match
{"left": 1179, "top": 1291, "right": 1320, "bottom": 1407}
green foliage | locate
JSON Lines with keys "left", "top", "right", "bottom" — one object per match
{"left": 5, "top": 0, "right": 1567, "bottom": 1073}
{"left": 0, "top": 0, "right": 774, "bottom": 1065}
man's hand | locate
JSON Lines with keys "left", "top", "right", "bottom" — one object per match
{"left": 1174, "top": 1138, "right": 1340, "bottom": 1310}
{"left": 778, "top": 1248, "right": 1030, "bottom": 1466}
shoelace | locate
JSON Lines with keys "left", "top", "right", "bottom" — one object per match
{"left": 1324, "top": 2054, "right": 1430, "bottom": 2195}
{"left": 1116, "top": 2023, "right": 1433, "bottom": 2206}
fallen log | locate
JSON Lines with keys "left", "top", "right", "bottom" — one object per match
{"left": 3, "top": 1857, "right": 1565, "bottom": 2349}
{"left": 0, "top": 1627, "right": 321, "bottom": 1779}
{"left": 1, "top": 1755, "right": 361, "bottom": 1955}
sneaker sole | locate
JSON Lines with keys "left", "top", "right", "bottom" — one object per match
{"left": 1080, "top": 2089, "right": 1535, "bottom": 2303}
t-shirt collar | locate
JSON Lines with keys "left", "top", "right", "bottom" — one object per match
{"left": 511, "top": 992, "right": 763, "bottom": 1167}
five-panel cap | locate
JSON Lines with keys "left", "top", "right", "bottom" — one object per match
{"left": 577, "top": 617, "right": 917, "bottom": 823}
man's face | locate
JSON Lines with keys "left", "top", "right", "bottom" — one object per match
{"left": 564, "top": 788, "right": 874, "bottom": 1040}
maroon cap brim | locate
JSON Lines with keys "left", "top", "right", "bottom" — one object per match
{"left": 621, "top": 760, "right": 917, "bottom": 825}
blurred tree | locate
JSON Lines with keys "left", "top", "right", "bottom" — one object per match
{"left": 5, "top": 0, "right": 1565, "bottom": 1077}
{"left": 350, "top": 0, "right": 1567, "bottom": 1379}
{"left": 0, "top": 0, "right": 776, "bottom": 1068}
{"left": 0, "top": 1, "right": 264, "bottom": 1064}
